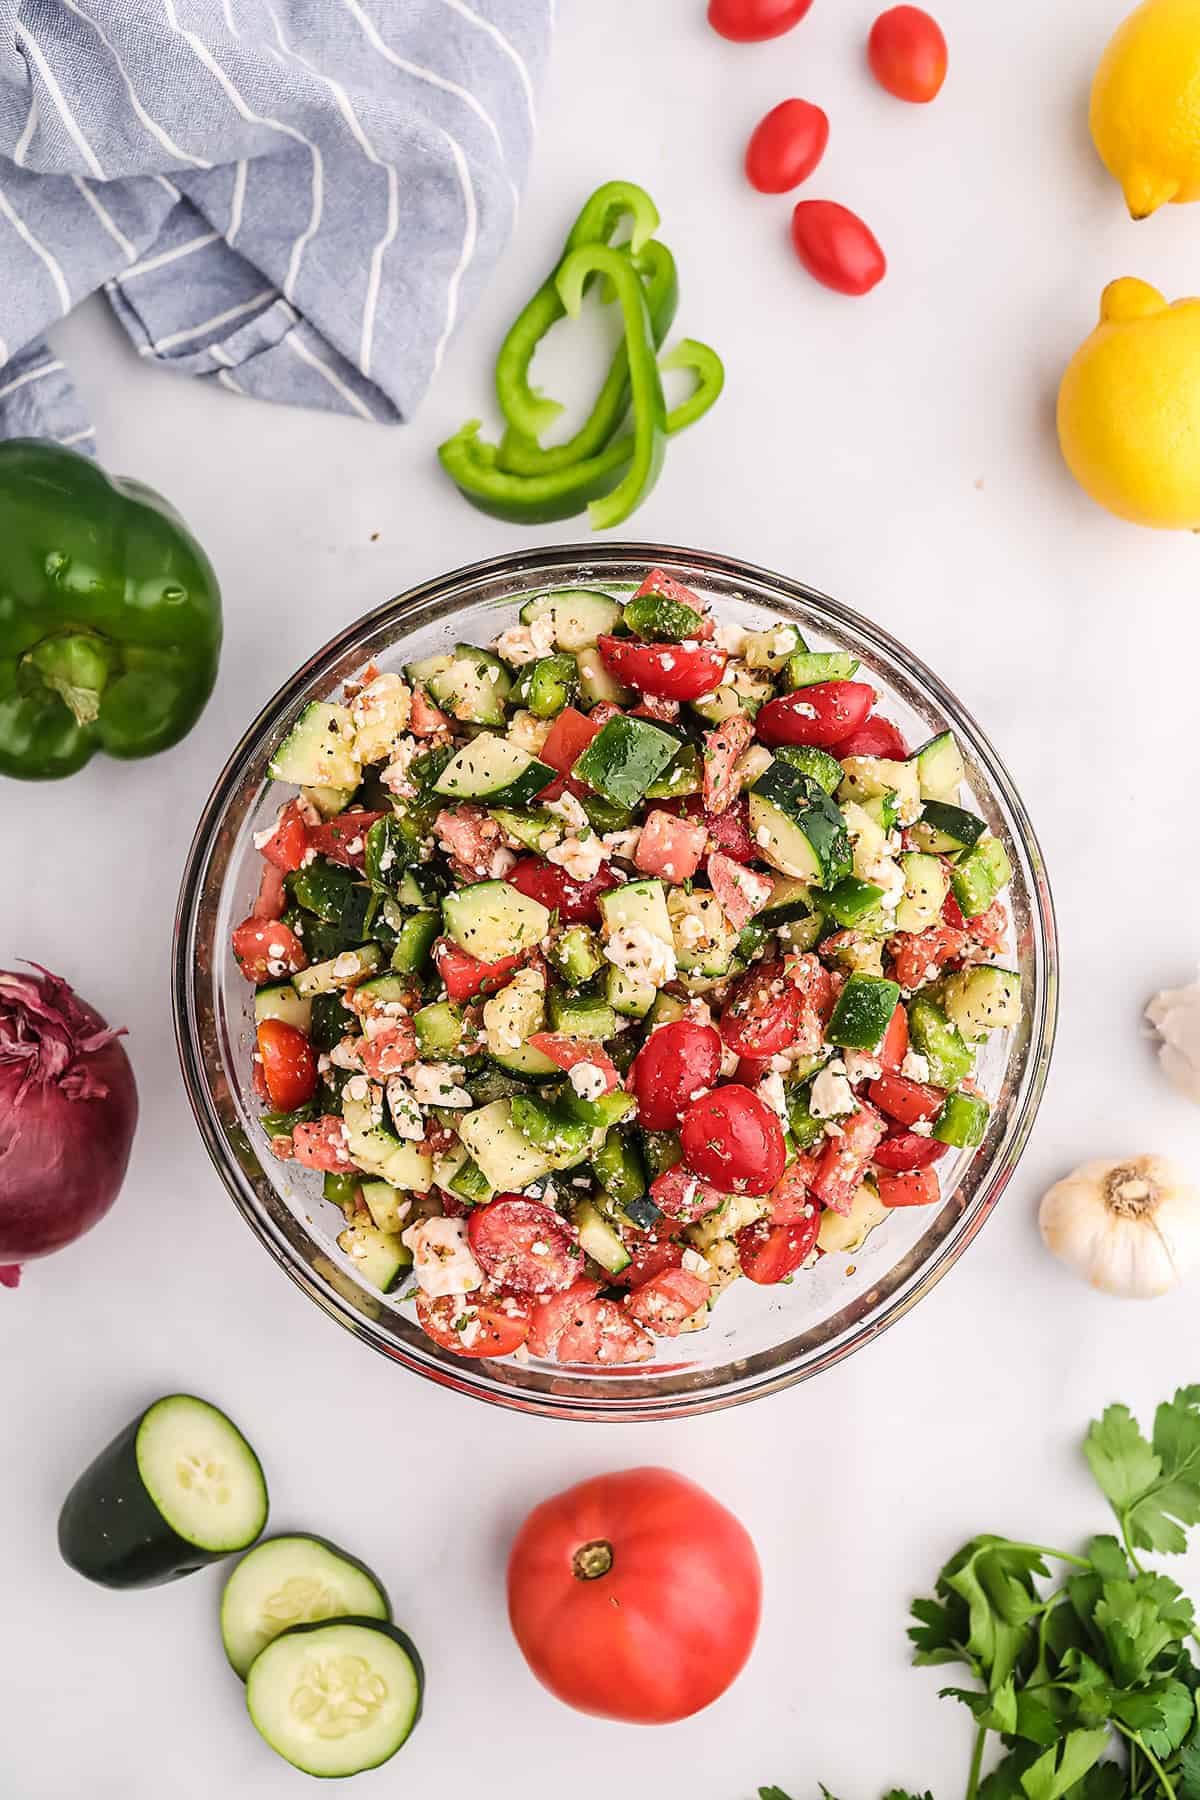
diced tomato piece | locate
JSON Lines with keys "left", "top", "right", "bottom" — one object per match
{"left": 879, "top": 1002, "right": 909, "bottom": 1071}
{"left": 555, "top": 1297, "right": 655, "bottom": 1365}
{"left": 626, "top": 1267, "right": 710, "bottom": 1337}
{"left": 506, "top": 856, "right": 620, "bottom": 925}
{"left": 633, "top": 568, "right": 707, "bottom": 611}
{"left": 708, "top": 853, "right": 773, "bottom": 931}
{"left": 942, "top": 891, "right": 967, "bottom": 930}
{"left": 832, "top": 714, "right": 910, "bottom": 759}
{"left": 433, "top": 938, "right": 524, "bottom": 1003}
{"left": 527, "top": 1034, "right": 618, "bottom": 1093}
{"left": 468, "top": 1198, "right": 581, "bottom": 1295}
{"left": 308, "top": 811, "right": 387, "bottom": 870}
{"left": 526, "top": 1278, "right": 602, "bottom": 1358}
{"left": 877, "top": 1166, "right": 942, "bottom": 1208}
{"left": 649, "top": 1164, "right": 728, "bottom": 1223}
{"left": 810, "top": 1105, "right": 884, "bottom": 1214}
{"left": 763, "top": 1158, "right": 821, "bottom": 1223}
{"left": 889, "top": 924, "right": 967, "bottom": 991}
{"left": 416, "top": 1290, "right": 531, "bottom": 1358}
{"left": 410, "top": 688, "right": 452, "bottom": 736}
{"left": 873, "top": 1131, "right": 949, "bottom": 1171}
{"left": 355, "top": 1020, "right": 417, "bottom": 1079}
{"left": 756, "top": 681, "right": 875, "bottom": 749}
{"left": 252, "top": 861, "right": 288, "bottom": 921}
{"left": 631, "top": 694, "right": 681, "bottom": 722}
{"left": 702, "top": 715, "right": 753, "bottom": 815}
{"left": 609, "top": 1225, "right": 686, "bottom": 1288}
{"left": 720, "top": 962, "right": 803, "bottom": 1059}
{"left": 231, "top": 916, "right": 307, "bottom": 983}
{"left": 737, "top": 1212, "right": 821, "bottom": 1284}
{"left": 540, "top": 705, "right": 604, "bottom": 776}
{"left": 787, "top": 951, "right": 836, "bottom": 1023}
{"left": 966, "top": 898, "right": 1008, "bottom": 947}
{"left": 256, "top": 1019, "right": 318, "bottom": 1112}
{"left": 292, "top": 1117, "right": 355, "bottom": 1172}
{"left": 597, "top": 635, "right": 727, "bottom": 703}
{"left": 867, "top": 1071, "right": 944, "bottom": 1126}
{"left": 634, "top": 808, "right": 708, "bottom": 884}
{"left": 258, "top": 798, "right": 312, "bottom": 872}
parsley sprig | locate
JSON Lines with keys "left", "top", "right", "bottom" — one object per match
{"left": 760, "top": 1390, "right": 1200, "bottom": 1800}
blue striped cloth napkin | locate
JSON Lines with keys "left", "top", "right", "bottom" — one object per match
{"left": 0, "top": 0, "right": 553, "bottom": 449}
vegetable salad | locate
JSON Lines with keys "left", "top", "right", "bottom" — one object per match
{"left": 232, "top": 569, "right": 1023, "bottom": 1367}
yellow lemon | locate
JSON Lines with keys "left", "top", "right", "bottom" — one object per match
{"left": 1090, "top": 0, "right": 1200, "bottom": 217}
{"left": 1058, "top": 278, "right": 1200, "bottom": 528}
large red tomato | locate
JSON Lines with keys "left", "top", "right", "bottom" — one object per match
{"left": 507, "top": 1467, "right": 761, "bottom": 1723}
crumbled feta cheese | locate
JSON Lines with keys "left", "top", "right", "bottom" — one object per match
{"left": 332, "top": 952, "right": 363, "bottom": 981}
{"left": 860, "top": 845, "right": 906, "bottom": 911}
{"left": 507, "top": 708, "right": 552, "bottom": 756}
{"left": 602, "top": 827, "right": 642, "bottom": 861}
{"left": 494, "top": 616, "right": 555, "bottom": 666}
{"left": 675, "top": 911, "right": 707, "bottom": 950}
{"left": 910, "top": 1119, "right": 934, "bottom": 1137}
{"left": 810, "top": 1059, "right": 856, "bottom": 1118}
{"left": 568, "top": 1061, "right": 607, "bottom": 1102}
{"left": 351, "top": 672, "right": 412, "bottom": 764}
{"left": 842, "top": 1050, "right": 882, "bottom": 1084}
{"left": 383, "top": 1076, "right": 425, "bottom": 1139}
{"left": 545, "top": 789, "right": 589, "bottom": 832}
{"left": 401, "top": 1216, "right": 484, "bottom": 1298}
{"left": 344, "top": 1074, "right": 370, "bottom": 1103}
{"left": 714, "top": 623, "right": 748, "bottom": 656}
{"left": 604, "top": 923, "right": 677, "bottom": 988}
{"left": 755, "top": 825, "right": 772, "bottom": 847}
{"left": 407, "top": 1061, "right": 472, "bottom": 1108}
{"left": 719, "top": 1042, "right": 740, "bottom": 1078}
{"left": 381, "top": 734, "right": 421, "bottom": 798}
{"left": 330, "top": 1036, "right": 364, "bottom": 1071}
{"left": 756, "top": 1069, "right": 789, "bottom": 1120}
{"left": 773, "top": 627, "right": 799, "bottom": 657}
{"left": 681, "top": 1247, "right": 711, "bottom": 1279}
{"left": 901, "top": 1049, "right": 931, "bottom": 1083}
{"left": 686, "top": 998, "right": 715, "bottom": 1029}
{"left": 547, "top": 833, "right": 607, "bottom": 882}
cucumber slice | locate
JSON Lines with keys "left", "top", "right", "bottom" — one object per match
{"left": 221, "top": 1535, "right": 391, "bottom": 1679}
{"left": 668, "top": 889, "right": 738, "bottom": 974}
{"left": 573, "top": 1198, "right": 632, "bottom": 1274}
{"left": 914, "top": 730, "right": 966, "bottom": 801}
{"left": 337, "top": 1222, "right": 411, "bottom": 1292}
{"left": 293, "top": 945, "right": 382, "bottom": 998}
{"left": 58, "top": 1395, "right": 268, "bottom": 1589}
{"left": 302, "top": 783, "right": 357, "bottom": 819}
{"left": 547, "top": 988, "right": 617, "bottom": 1039}
{"left": 390, "top": 910, "right": 439, "bottom": 975}
{"left": 434, "top": 734, "right": 554, "bottom": 806}
{"left": 895, "top": 852, "right": 949, "bottom": 934}
{"left": 606, "top": 963, "right": 656, "bottom": 1018}
{"left": 254, "top": 980, "right": 312, "bottom": 1035}
{"left": 487, "top": 806, "right": 562, "bottom": 854}
{"left": 269, "top": 702, "right": 361, "bottom": 791}
{"left": 549, "top": 924, "right": 604, "bottom": 989}
{"left": 492, "top": 1041, "right": 559, "bottom": 1079}
{"left": 688, "top": 663, "right": 774, "bottom": 725}
{"left": 427, "top": 645, "right": 512, "bottom": 725}
{"left": 519, "top": 587, "right": 623, "bottom": 648}
{"left": 783, "top": 650, "right": 860, "bottom": 689}
{"left": 817, "top": 1181, "right": 888, "bottom": 1254}
{"left": 341, "top": 1097, "right": 434, "bottom": 1190}
{"left": 576, "top": 643, "right": 632, "bottom": 706}
{"left": 759, "top": 874, "right": 816, "bottom": 928}
{"left": 742, "top": 623, "right": 805, "bottom": 671}
{"left": 361, "top": 1179, "right": 409, "bottom": 1234}
{"left": 458, "top": 1099, "right": 554, "bottom": 1191}
{"left": 413, "top": 1001, "right": 465, "bottom": 1057}
{"left": 950, "top": 835, "right": 1012, "bottom": 919}
{"left": 442, "top": 879, "right": 550, "bottom": 962}
{"left": 913, "top": 800, "right": 986, "bottom": 855}
{"left": 245, "top": 1617, "right": 423, "bottom": 1778}
{"left": 939, "top": 966, "right": 1021, "bottom": 1040}
{"left": 599, "top": 877, "right": 672, "bottom": 943}
{"left": 774, "top": 744, "right": 843, "bottom": 794}
{"left": 405, "top": 652, "right": 454, "bottom": 690}
{"left": 748, "top": 761, "right": 852, "bottom": 884}
{"left": 837, "top": 755, "right": 921, "bottom": 823}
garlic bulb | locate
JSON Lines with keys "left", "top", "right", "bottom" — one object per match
{"left": 1039, "top": 1156, "right": 1200, "bottom": 1299}
{"left": 1146, "top": 978, "right": 1200, "bottom": 1104}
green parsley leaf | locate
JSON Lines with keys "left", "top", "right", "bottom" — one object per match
{"left": 1019, "top": 1728, "right": 1110, "bottom": 1800}
{"left": 939, "top": 1677, "right": 1019, "bottom": 1735}
{"left": 758, "top": 1789, "right": 795, "bottom": 1800}
{"left": 1085, "top": 1390, "right": 1200, "bottom": 1556}
{"left": 941, "top": 1538, "right": 1049, "bottom": 1690}
{"left": 1175, "top": 1740, "right": 1200, "bottom": 1800}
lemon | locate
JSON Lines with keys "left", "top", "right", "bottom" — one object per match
{"left": 1090, "top": 0, "right": 1200, "bottom": 217}
{"left": 1057, "top": 278, "right": 1200, "bottom": 528}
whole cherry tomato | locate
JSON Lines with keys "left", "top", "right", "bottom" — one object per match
{"left": 506, "top": 855, "right": 620, "bottom": 925}
{"left": 680, "top": 1084, "right": 786, "bottom": 1195}
{"left": 631, "top": 1019, "right": 724, "bottom": 1131}
{"left": 756, "top": 680, "right": 875, "bottom": 748}
{"left": 256, "top": 1018, "right": 318, "bottom": 1113}
{"left": 507, "top": 1467, "right": 761, "bottom": 1722}
{"left": 708, "top": 0, "right": 813, "bottom": 40}
{"left": 791, "top": 201, "right": 887, "bottom": 297}
{"left": 720, "top": 962, "right": 802, "bottom": 1059}
{"left": 745, "top": 98, "right": 829, "bottom": 193}
{"left": 833, "top": 714, "right": 910, "bottom": 758}
{"left": 868, "top": 6, "right": 947, "bottom": 103}
{"left": 597, "top": 635, "right": 727, "bottom": 703}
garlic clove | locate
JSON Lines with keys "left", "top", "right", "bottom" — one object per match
{"left": 1038, "top": 1155, "right": 1200, "bottom": 1300}
{"left": 1146, "top": 977, "right": 1200, "bottom": 1104}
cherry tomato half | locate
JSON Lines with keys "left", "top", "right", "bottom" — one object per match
{"left": 231, "top": 916, "right": 307, "bottom": 983}
{"left": 833, "top": 714, "right": 911, "bottom": 759}
{"left": 755, "top": 680, "right": 875, "bottom": 748}
{"left": 720, "top": 962, "right": 802, "bottom": 1059}
{"left": 873, "top": 1131, "right": 949, "bottom": 1171}
{"left": 737, "top": 1212, "right": 820, "bottom": 1283}
{"left": 680, "top": 1084, "right": 786, "bottom": 1196}
{"left": 307, "top": 810, "right": 388, "bottom": 870}
{"left": 468, "top": 1198, "right": 580, "bottom": 1295}
{"left": 631, "top": 1019, "right": 724, "bottom": 1131}
{"left": 868, "top": 6, "right": 947, "bottom": 103}
{"left": 506, "top": 856, "right": 620, "bottom": 926}
{"left": 867, "top": 1071, "right": 944, "bottom": 1126}
{"left": 433, "top": 938, "right": 525, "bottom": 1003}
{"left": 597, "top": 635, "right": 727, "bottom": 703}
{"left": 709, "top": 0, "right": 814, "bottom": 40}
{"left": 417, "top": 1291, "right": 531, "bottom": 1358}
{"left": 745, "top": 99, "right": 829, "bottom": 194}
{"left": 791, "top": 201, "right": 887, "bottom": 298}
{"left": 877, "top": 1166, "right": 942, "bottom": 1207}
{"left": 256, "top": 1018, "right": 318, "bottom": 1113}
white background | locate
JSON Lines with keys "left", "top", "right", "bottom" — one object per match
{"left": 4, "top": 1, "right": 1200, "bottom": 1795}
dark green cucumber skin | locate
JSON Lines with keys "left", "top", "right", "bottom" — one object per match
{"left": 57, "top": 1405, "right": 266, "bottom": 1590}
{"left": 248, "top": 1617, "right": 426, "bottom": 1774}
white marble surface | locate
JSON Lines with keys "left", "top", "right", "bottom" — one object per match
{"left": 5, "top": 1, "right": 1200, "bottom": 1796}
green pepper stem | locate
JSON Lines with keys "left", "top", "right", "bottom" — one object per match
{"left": 25, "top": 632, "right": 112, "bottom": 727}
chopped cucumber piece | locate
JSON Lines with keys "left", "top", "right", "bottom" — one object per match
{"left": 594, "top": 1127, "right": 648, "bottom": 1211}
{"left": 622, "top": 592, "right": 704, "bottom": 642}
{"left": 817, "top": 1181, "right": 888, "bottom": 1254}
{"left": 360, "top": 1180, "right": 409, "bottom": 1234}
{"left": 907, "top": 996, "right": 974, "bottom": 1088}
{"left": 760, "top": 874, "right": 817, "bottom": 928}
{"left": 413, "top": 1000, "right": 465, "bottom": 1057}
{"left": 573, "top": 1198, "right": 632, "bottom": 1274}
{"left": 748, "top": 760, "right": 852, "bottom": 884}
{"left": 820, "top": 875, "right": 886, "bottom": 929}
{"left": 483, "top": 966, "right": 545, "bottom": 1056}
{"left": 576, "top": 643, "right": 632, "bottom": 706}
{"left": 743, "top": 623, "right": 804, "bottom": 671}
{"left": 509, "top": 1094, "right": 594, "bottom": 1170}
{"left": 599, "top": 877, "right": 673, "bottom": 944}
{"left": 668, "top": 888, "right": 738, "bottom": 974}
{"left": 774, "top": 743, "right": 844, "bottom": 794}
{"left": 390, "top": 910, "right": 439, "bottom": 974}
{"left": 606, "top": 962, "right": 657, "bottom": 1018}
{"left": 293, "top": 945, "right": 381, "bottom": 997}
{"left": 837, "top": 755, "right": 921, "bottom": 824}
{"left": 221, "top": 1534, "right": 391, "bottom": 1679}
{"left": 644, "top": 741, "right": 702, "bottom": 799}
{"left": 913, "top": 800, "right": 986, "bottom": 855}
{"left": 458, "top": 1099, "right": 554, "bottom": 1190}
{"left": 939, "top": 966, "right": 1021, "bottom": 1040}
{"left": 688, "top": 662, "right": 774, "bottom": 724}
{"left": 783, "top": 649, "right": 860, "bottom": 688}
{"left": 512, "top": 653, "right": 580, "bottom": 719}
{"left": 519, "top": 587, "right": 623, "bottom": 648}
{"left": 254, "top": 981, "right": 312, "bottom": 1035}
{"left": 337, "top": 1222, "right": 410, "bottom": 1293}
{"left": 442, "top": 880, "right": 550, "bottom": 962}
{"left": 487, "top": 806, "right": 562, "bottom": 855}
{"left": 269, "top": 702, "right": 360, "bottom": 791}
{"left": 549, "top": 924, "right": 604, "bottom": 988}
{"left": 428, "top": 645, "right": 511, "bottom": 725}
{"left": 245, "top": 1618, "right": 423, "bottom": 1778}
{"left": 492, "top": 1041, "right": 559, "bottom": 1079}
{"left": 914, "top": 730, "right": 966, "bottom": 801}
{"left": 434, "top": 734, "right": 554, "bottom": 806}
{"left": 950, "top": 835, "right": 1012, "bottom": 919}
{"left": 547, "top": 988, "right": 617, "bottom": 1040}
{"left": 895, "top": 852, "right": 949, "bottom": 935}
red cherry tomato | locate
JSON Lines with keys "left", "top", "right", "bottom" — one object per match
{"left": 506, "top": 855, "right": 620, "bottom": 926}
{"left": 256, "top": 1019, "right": 318, "bottom": 1113}
{"left": 596, "top": 635, "right": 727, "bottom": 703}
{"left": 610, "top": 1224, "right": 685, "bottom": 1288}
{"left": 649, "top": 1164, "right": 729, "bottom": 1224}
{"left": 555, "top": 1298, "right": 654, "bottom": 1365}
{"left": 626, "top": 1267, "right": 711, "bottom": 1337}
{"left": 868, "top": 6, "right": 947, "bottom": 103}
{"left": 873, "top": 1131, "right": 949, "bottom": 1171}
{"left": 468, "top": 1198, "right": 580, "bottom": 1295}
{"left": 258, "top": 798, "right": 312, "bottom": 872}
{"left": 416, "top": 1291, "right": 532, "bottom": 1358}
{"left": 737, "top": 1211, "right": 820, "bottom": 1283}
{"left": 630, "top": 1019, "right": 724, "bottom": 1131}
{"left": 867, "top": 1071, "right": 944, "bottom": 1126}
{"left": 507, "top": 1467, "right": 761, "bottom": 1722}
{"left": 745, "top": 98, "right": 829, "bottom": 193}
{"left": 433, "top": 938, "right": 525, "bottom": 1003}
{"left": 709, "top": 0, "right": 813, "bottom": 40}
{"left": 231, "top": 916, "right": 307, "bottom": 983}
{"left": 791, "top": 201, "right": 887, "bottom": 297}
{"left": 833, "top": 714, "right": 911, "bottom": 758}
{"left": 720, "top": 961, "right": 802, "bottom": 1059}
{"left": 877, "top": 1166, "right": 942, "bottom": 1207}
{"left": 661, "top": 792, "right": 757, "bottom": 863}
{"left": 307, "top": 810, "right": 388, "bottom": 870}
{"left": 756, "top": 680, "right": 875, "bottom": 748}
{"left": 680, "top": 1084, "right": 786, "bottom": 1196}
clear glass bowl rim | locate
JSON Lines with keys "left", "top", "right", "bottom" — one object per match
{"left": 172, "top": 541, "right": 1058, "bottom": 1423}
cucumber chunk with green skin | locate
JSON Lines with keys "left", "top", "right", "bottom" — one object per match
{"left": 895, "top": 852, "right": 949, "bottom": 935}
{"left": 364, "top": 817, "right": 416, "bottom": 889}
{"left": 743, "top": 623, "right": 805, "bottom": 671}
{"left": 950, "top": 835, "right": 1013, "bottom": 920}
{"left": 599, "top": 877, "right": 672, "bottom": 945}
{"left": 428, "top": 645, "right": 511, "bottom": 725}
{"left": 294, "top": 946, "right": 381, "bottom": 998}
{"left": 826, "top": 972, "right": 902, "bottom": 1050}
{"left": 572, "top": 715, "right": 680, "bottom": 807}
{"left": 688, "top": 663, "right": 774, "bottom": 724}
{"left": 576, "top": 643, "right": 631, "bottom": 707}
{"left": 594, "top": 1126, "right": 648, "bottom": 1210}
{"left": 492, "top": 1040, "right": 559, "bottom": 1079}
{"left": 221, "top": 1536, "right": 392, "bottom": 1679}
{"left": 390, "top": 910, "right": 439, "bottom": 975}
{"left": 940, "top": 965, "right": 1021, "bottom": 1040}
{"left": 442, "top": 880, "right": 550, "bottom": 962}
{"left": 512, "top": 653, "right": 580, "bottom": 719}
{"left": 254, "top": 981, "right": 312, "bottom": 1035}
{"left": 933, "top": 1090, "right": 990, "bottom": 1147}
{"left": 58, "top": 1395, "right": 268, "bottom": 1589}
{"left": 749, "top": 761, "right": 852, "bottom": 884}
{"left": 548, "top": 988, "right": 618, "bottom": 1039}
{"left": 289, "top": 856, "right": 357, "bottom": 922}
{"left": 361, "top": 1180, "right": 408, "bottom": 1234}
{"left": 774, "top": 743, "right": 844, "bottom": 794}
{"left": 458, "top": 1099, "right": 554, "bottom": 1190}
{"left": 621, "top": 592, "right": 705, "bottom": 642}
{"left": 783, "top": 650, "right": 860, "bottom": 689}
{"left": 573, "top": 1198, "right": 632, "bottom": 1274}
{"left": 434, "top": 735, "right": 554, "bottom": 806}
{"left": 269, "top": 702, "right": 360, "bottom": 791}
{"left": 487, "top": 806, "right": 562, "bottom": 854}
{"left": 605, "top": 962, "right": 656, "bottom": 1017}
{"left": 245, "top": 1617, "right": 424, "bottom": 1779}
{"left": 518, "top": 587, "right": 623, "bottom": 648}
{"left": 644, "top": 741, "right": 702, "bottom": 799}
{"left": 912, "top": 800, "right": 986, "bottom": 856}
{"left": 413, "top": 1001, "right": 465, "bottom": 1057}
{"left": 640, "top": 1128, "right": 684, "bottom": 1178}
{"left": 550, "top": 924, "right": 605, "bottom": 989}
{"left": 309, "top": 991, "right": 352, "bottom": 1053}
{"left": 821, "top": 875, "right": 886, "bottom": 928}
{"left": 914, "top": 730, "right": 966, "bottom": 801}
{"left": 337, "top": 1222, "right": 410, "bottom": 1292}
{"left": 907, "top": 996, "right": 974, "bottom": 1088}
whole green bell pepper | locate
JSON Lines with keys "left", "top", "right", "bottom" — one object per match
{"left": 0, "top": 440, "right": 222, "bottom": 780}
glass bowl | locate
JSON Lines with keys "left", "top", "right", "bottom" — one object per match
{"left": 173, "top": 544, "right": 1057, "bottom": 1421}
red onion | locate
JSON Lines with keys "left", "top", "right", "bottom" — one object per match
{"left": 0, "top": 966, "right": 138, "bottom": 1276}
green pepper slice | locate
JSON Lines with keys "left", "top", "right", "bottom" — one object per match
{"left": 494, "top": 180, "right": 660, "bottom": 442}
{"left": 0, "top": 440, "right": 222, "bottom": 780}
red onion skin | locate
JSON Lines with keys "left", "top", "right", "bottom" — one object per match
{"left": 0, "top": 968, "right": 138, "bottom": 1267}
